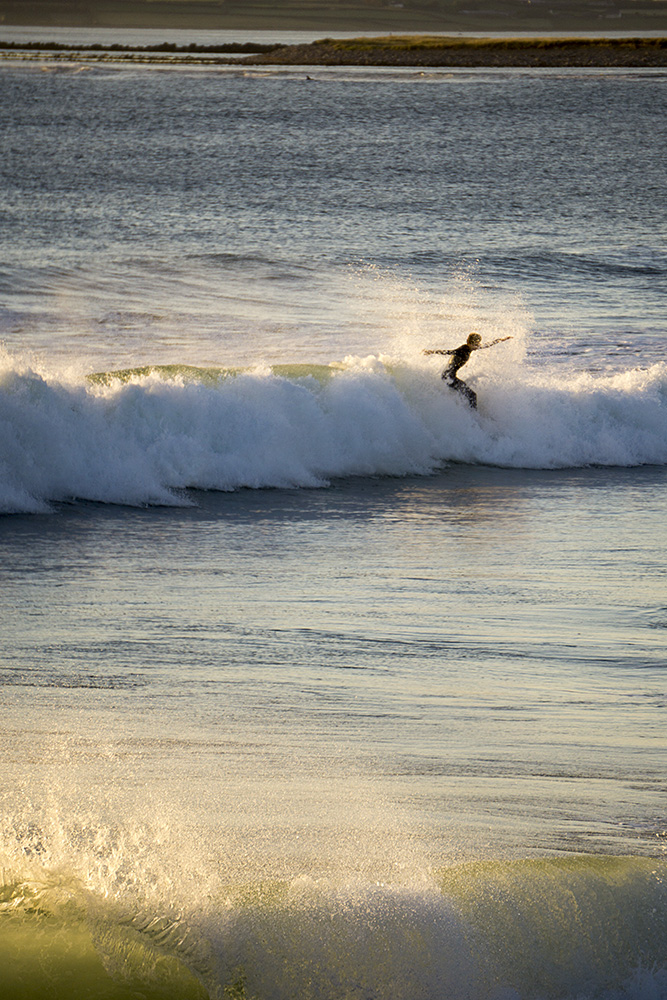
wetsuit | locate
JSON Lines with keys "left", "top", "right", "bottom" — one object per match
{"left": 425, "top": 336, "right": 510, "bottom": 409}
{"left": 441, "top": 344, "right": 478, "bottom": 409}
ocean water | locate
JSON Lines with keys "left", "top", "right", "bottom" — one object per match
{"left": 0, "top": 55, "right": 666, "bottom": 1000}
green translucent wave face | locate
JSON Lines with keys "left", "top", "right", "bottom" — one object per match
{"left": 1, "top": 856, "right": 665, "bottom": 1000}
{"left": 215, "top": 856, "right": 667, "bottom": 1000}
{"left": 0, "top": 878, "right": 209, "bottom": 1000}
{"left": 87, "top": 363, "right": 346, "bottom": 386}
{"left": 435, "top": 856, "right": 667, "bottom": 1000}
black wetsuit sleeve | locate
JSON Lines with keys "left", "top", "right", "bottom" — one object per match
{"left": 479, "top": 337, "right": 510, "bottom": 350}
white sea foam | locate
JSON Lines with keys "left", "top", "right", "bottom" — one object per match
{"left": 1, "top": 348, "right": 666, "bottom": 514}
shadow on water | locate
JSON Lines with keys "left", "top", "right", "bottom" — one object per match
{"left": 1, "top": 463, "right": 665, "bottom": 537}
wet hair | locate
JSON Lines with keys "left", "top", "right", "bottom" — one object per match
{"left": 467, "top": 333, "right": 482, "bottom": 346}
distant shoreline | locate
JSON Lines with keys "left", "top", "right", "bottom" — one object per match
{"left": 1, "top": 36, "right": 666, "bottom": 67}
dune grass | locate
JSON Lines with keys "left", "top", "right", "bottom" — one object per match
{"left": 314, "top": 34, "right": 666, "bottom": 51}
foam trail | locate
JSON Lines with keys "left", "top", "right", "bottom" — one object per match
{"left": 1, "top": 349, "right": 666, "bottom": 513}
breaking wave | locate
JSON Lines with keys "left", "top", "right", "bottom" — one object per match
{"left": 1, "top": 349, "right": 666, "bottom": 513}
{"left": 1, "top": 841, "right": 665, "bottom": 1000}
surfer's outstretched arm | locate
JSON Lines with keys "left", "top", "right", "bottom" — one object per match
{"left": 478, "top": 336, "right": 512, "bottom": 350}
{"left": 423, "top": 336, "right": 511, "bottom": 356}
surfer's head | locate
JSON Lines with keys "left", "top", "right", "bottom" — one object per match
{"left": 467, "top": 333, "right": 482, "bottom": 347}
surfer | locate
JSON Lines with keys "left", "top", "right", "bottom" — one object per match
{"left": 423, "top": 333, "right": 512, "bottom": 409}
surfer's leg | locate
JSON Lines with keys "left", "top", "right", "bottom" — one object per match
{"left": 460, "top": 381, "right": 477, "bottom": 409}
{"left": 445, "top": 376, "right": 477, "bottom": 409}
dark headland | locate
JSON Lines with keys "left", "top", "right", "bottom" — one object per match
{"left": 1, "top": 1, "right": 665, "bottom": 67}
{"left": 234, "top": 36, "right": 667, "bottom": 67}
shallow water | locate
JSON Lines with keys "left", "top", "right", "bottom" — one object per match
{"left": 2, "top": 466, "right": 665, "bottom": 859}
